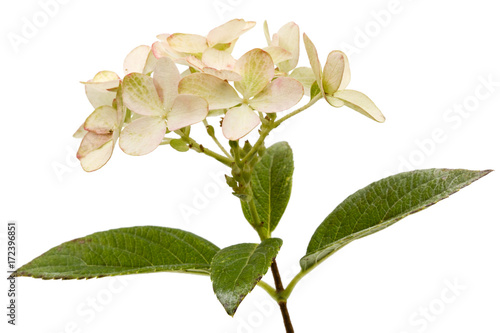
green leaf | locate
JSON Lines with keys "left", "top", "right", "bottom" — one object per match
{"left": 242, "top": 142, "right": 294, "bottom": 235}
{"left": 211, "top": 238, "right": 282, "bottom": 316}
{"left": 300, "top": 169, "right": 492, "bottom": 272}
{"left": 13, "top": 226, "right": 220, "bottom": 279}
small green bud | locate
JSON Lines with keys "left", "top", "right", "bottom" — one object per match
{"left": 170, "top": 139, "right": 190, "bottom": 152}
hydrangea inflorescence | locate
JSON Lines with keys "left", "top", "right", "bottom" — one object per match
{"left": 74, "top": 19, "right": 385, "bottom": 172}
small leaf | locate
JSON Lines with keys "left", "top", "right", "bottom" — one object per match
{"left": 300, "top": 169, "right": 492, "bottom": 272}
{"left": 242, "top": 142, "right": 294, "bottom": 235}
{"left": 211, "top": 238, "right": 283, "bottom": 316}
{"left": 13, "top": 226, "right": 220, "bottom": 279}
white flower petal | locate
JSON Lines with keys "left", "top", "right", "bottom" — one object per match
{"left": 178, "top": 73, "right": 242, "bottom": 109}
{"left": 332, "top": 90, "right": 385, "bottom": 122}
{"left": 202, "top": 48, "right": 236, "bottom": 70}
{"left": 152, "top": 40, "right": 188, "bottom": 61}
{"left": 73, "top": 123, "right": 87, "bottom": 138}
{"left": 263, "top": 46, "right": 292, "bottom": 65}
{"left": 119, "top": 117, "right": 167, "bottom": 156}
{"left": 122, "top": 73, "right": 165, "bottom": 117}
{"left": 84, "top": 105, "right": 119, "bottom": 134}
{"left": 167, "top": 33, "right": 208, "bottom": 54}
{"left": 77, "top": 132, "right": 114, "bottom": 172}
{"left": 207, "top": 19, "right": 256, "bottom": 47}
{"left": 124, "top": 45, "right": 152, "bottom": 75}
{"left": 303, "top": 33, "right": 323, "bottom": 95}
{"left": 263, "top": 21, "right": 272, "bottom": 46}
{"left": 202, "top": 68, "right": 242, "bottom": 81}
{"left": 153, "top": 57, "right": 181, "bottom": 110}
{"left": 323, "top": 51, "right": 351, "bottom": 95}
{"left": 222, "top": 105, "right": 261, "bottom": 140}
{"left": 234, "top": 49, "right": 275, "bottom": 99}
{"left": 276, "top": 22, "right": 300, "bottom": 73}
{"left": 289, "top": 67, "right": 316, "bottom": 96}
{"left": 251, "top": 77, "right": 304, "bottom": 113}
{"left": 84, "top": 71, "right": 120, "bottom": 108}
{"left": 167, "top": 95, "right": 208, "bottom": 131}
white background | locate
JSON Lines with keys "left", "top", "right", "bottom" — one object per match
{"left": 1, "top": 0, "right": 499, "bottom": 332}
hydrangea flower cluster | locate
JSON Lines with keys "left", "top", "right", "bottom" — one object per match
{"left": 75, "top": 19, "right": 385, "bottom": 172}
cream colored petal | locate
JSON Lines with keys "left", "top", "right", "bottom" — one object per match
{"left": 323, "top": 50, "right": 351, "bottom": 94}
{"left": 73, "top": 123, "right": 88, "bottom": 138}
{"left": 167, "top": 33, "right": 208, "bottom": 54}
{"left": 143, "top": 50, "right": 158, "bottom": 75}
{"left": 222, "top": 105, "right": 260, "bottom": 140}
{"left": 276, "top": 22, "right": 300, "bottom": 73}
{"left": 122, "top": 73, "right": 165, "bottom": 117}
{"left": 153, "top": 57, "right": 181, "bottom": 110}
{"left": 186, "top": 55, "right": 205, "bottom": 71}
{"left": 167, "top": 95, "right": 208, "bottom": 131}
{"left": 289, "top": 67, "right": 316, "bottom": 96}
{"left": 83, "top": 71, "right": 120, "bottom": 108}
{"left": 303, "top": 33, "right": 323, "bottom": 95}
{"left": 178, "top": 73, "right": 241, "bottom": 109}
{"left": 234, "top": 49, "right": 275, "bottom": 99}
{"left": 124, "top": 45, "right": 151, "bottom": 75}
{"left": 202, "top": 48, "right": 236, "bottom": 70}
{"left": 263, "top": 46, "right": 292, "bottom": 65}
{"left": 119, "top": 117, "right": 166, "bottom": 156}
{"left": 263, "top": 21, "right": 272, "bottom": 46}
{"left": 251, "top": 77, "right": 304, "bottom": 113}
{"left": 332, "top": 90, "right": 385, "bottom": 122}
{"left": 207, "top": 19, "right": 256, "bottom": 47}
{"left": 202, "top": 68, "right": 242, "bottom": 81}
{"left": 152, "top": 40, "right": 187, "bottom": 61}
{"left": 84, "top": 105, "right": 119, "bottom": 134}
{"left": 77, "top": 132, "right": 114, "bottom": 172}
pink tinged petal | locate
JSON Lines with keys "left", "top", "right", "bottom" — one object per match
{"left": 143, "top": 50, "right": 158, "bottom": 75}
{"left": 152, "top": 40, "right": 187, "bottom": 61}
{"left": 289, "top": 67, "right": 316, "bottom": 96}
{"left": 77, "top": 132, "right": 114, "bottom": 172}
{"left": 207, "top": 19, "right": 256, "bottom": 47}
{"left": 186, "top": 56, "right": 205, "bottom": 70}
{"left": 222, "top": 105, "right": 261, "bottom": 140}
{"left": 153, "top": 57, "right": 181, "bottom": 110}
{"left": 122, "top": 73, "right": 165, "bottom": 117}
{"left": 167, "top": 33, "right": 208, "bottom": 54}
{"left": 124, "top": 45, "right": 152, "bottom": 75}
{"left": 73, "top": 123, "right": 88, "bottom": 138}
{"left": 276, "top": 22, "right": 300, "bottom": 72}
{"left": 251, "top": 77, "right": 304, "bottom": 113}
{"left": 303, "top": 33, "right": 323, "bottom": 95}
{"left": 202, "top": 48, "right": 236, "bottom": 70}
{"left": 323, "top": 51, "right": 351, "bottom": 95}
{"left": 202, "top": 68, "right": 242, "bottom": 81}
{"left": 84, "top": 105, "right": 119, "bottom": 134}
{"left": 156, "top": 33, "right": 169, "bottom": 41}
{"left": 332, "top": 90, "right": 385, "bottom": 123}
{"left": 263, "top": 46, "right": 292, "bottom": 65}
{"left": 119, "top": 117, "right": 167, "bottom": 156}
{"left": 167, "top": 95, "right": 208, "bottom": 131}
{"left": 234, "top": 49, "right": 275, "bottom": 99}
{"left": 178, "top": 73, "right": 241, "bottom": 109}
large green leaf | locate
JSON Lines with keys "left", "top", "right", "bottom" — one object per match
{"left": 211, "top": 238, "right": 283, "bottom": 316}
{"left": 300, "top": 169, "right": 492, "bottom": 272}
{"left": 242, "top": 142, "right": 294, "bottom": 235}
{"left": 13, "top": 226, "right": 220, "bottom": 279}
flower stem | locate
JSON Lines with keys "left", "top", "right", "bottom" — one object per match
{"left": 203, "top": 119, "right": 232, "bottom": 158}
{"left": 176, "top": 131, "right": 233, "bottom": 166}
{"left": 271, "top": 260, "right": 295, "bottom": 333}
{"left": 273, "top": 94, "right": 322, "bottom": 128}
